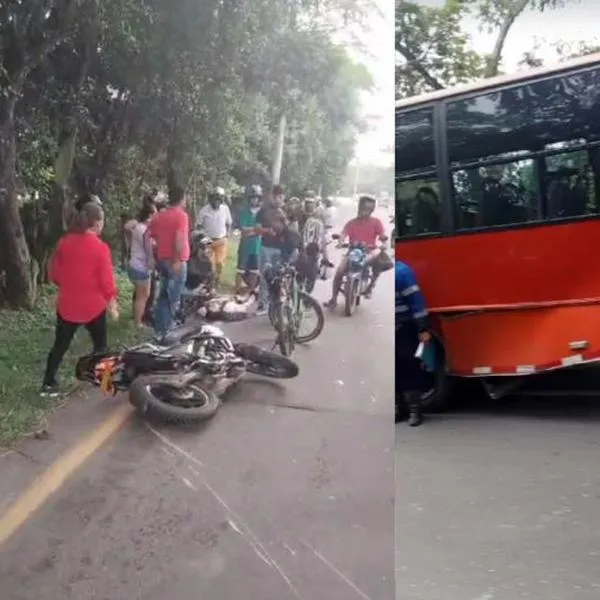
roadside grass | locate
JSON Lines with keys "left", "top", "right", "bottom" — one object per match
{"left": 0, "top": 271, "right": 148, "bottom": 447}
{"left": 0, "top": 238, "right": 241, "bottom": 447}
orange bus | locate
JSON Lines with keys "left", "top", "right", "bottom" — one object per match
{"left": 395, "top": 52, "right": 600, "bottom": 410}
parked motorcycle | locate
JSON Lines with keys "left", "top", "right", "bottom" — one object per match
{"left": 75, "top": 323, "right": 299, "bottom": 423}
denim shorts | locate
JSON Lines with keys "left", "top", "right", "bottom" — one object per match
{"left": 128, "top": 266, "right": 151, "bottom": 282}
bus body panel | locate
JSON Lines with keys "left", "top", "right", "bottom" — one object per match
{"left": 438, "top": 304, "right": 600, "bottom": 375}
{"left": 395, "top": 220, "right": 600, "bottom": 375}
{"left": 395, "top": 220, "right": 600, "bottom": 309}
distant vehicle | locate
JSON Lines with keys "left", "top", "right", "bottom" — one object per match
{"left": 396, "top": 51, "right": 600, "bottom": 411}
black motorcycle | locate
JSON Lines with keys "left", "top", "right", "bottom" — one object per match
{"left": 76, "top": 323, "right": 299, "bottom": 423}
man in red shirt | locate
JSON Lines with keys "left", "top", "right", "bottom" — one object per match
{"left": 146, "top": 185, "right": 191, "bottom": 336}
{"left": 324, "top": 195, "right": 387, "bottom": 309}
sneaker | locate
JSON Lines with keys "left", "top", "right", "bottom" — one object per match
{"left": 40, "top": 381, "right": 61, "bottom": 397}
{"left": 323, "top": 298, "right": 337, "bottom": 309}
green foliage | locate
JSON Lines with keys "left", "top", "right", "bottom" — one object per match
{"left": 0, "top": 272, "right": 148, "bottom": 446}
{"left": 395, "top": 0, "right": 591, "bottom": 98}
{"left": 1, "top": 0, "right": 374, "bottom": 308}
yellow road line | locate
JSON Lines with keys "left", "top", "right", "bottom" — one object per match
{"left": 0, "top": 403, "right": 133, "bottom": 547}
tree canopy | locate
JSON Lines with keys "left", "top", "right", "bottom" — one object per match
{"left": 395, "top": 0, "right": 595, "bottom": 99}
{"left": 0, "top": 0, "right": 374, "bottom": 307}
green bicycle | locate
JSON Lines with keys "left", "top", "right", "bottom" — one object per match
{"left": 266, "top": 263, "right": 325, "bottom": 356}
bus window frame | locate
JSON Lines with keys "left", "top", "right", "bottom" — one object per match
{"left": 395, "top": 62, "right": 600, "bottom": 240}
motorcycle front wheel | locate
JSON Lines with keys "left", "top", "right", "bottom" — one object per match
{"left": 344, "top": 276, "right": 359, "bottom": 317}
{"left": 129, "top": 374, "right": 221, "bottom": 423}
{"left": 234, "top": 342, "right": 299, "bottom": 378}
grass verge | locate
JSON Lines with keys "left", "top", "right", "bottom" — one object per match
{"left": 0, "top": 271, "right": 148, "bottom": 447}
{"left": 0, "top": 238, "right": 241, "bottom": 447}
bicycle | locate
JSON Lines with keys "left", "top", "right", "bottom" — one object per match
{"left": 265, "top": 262, "right": 325, "bottom": 356}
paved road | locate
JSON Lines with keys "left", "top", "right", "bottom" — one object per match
{"left": 0, "top": 204, "right": 395, "bottom": 600}
{"left": 396, "top": 394, "right": 600, "bottom": 600}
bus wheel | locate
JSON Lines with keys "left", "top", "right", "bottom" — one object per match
{"left": 419, "top": 336, "right": 453, "bottom": 413}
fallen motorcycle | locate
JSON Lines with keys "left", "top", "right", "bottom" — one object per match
{"left": 75, "top": 323, "right": 299, "bottom": 423}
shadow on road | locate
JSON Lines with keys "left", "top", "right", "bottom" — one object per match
{"left": 444, "top": 377, "right": 600, "bottom": 423}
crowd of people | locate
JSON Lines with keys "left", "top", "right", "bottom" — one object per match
{"left": 39, "top": 184, "right": 392, "bottom": 410}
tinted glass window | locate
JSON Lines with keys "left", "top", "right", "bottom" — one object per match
{"left": 446, "top": 66, "right": 600, "bottom": 165}
{"left": 395, "top": 108, "right": 435, "bottom": 174}
{"left": 395, "top": 177, "right": 441, "bottom": 237}
{"left": 545, "top": 148, "right": 599, "bottom": 219}
{"left": 452, "top": 159, "right": 540, "bottom": 229}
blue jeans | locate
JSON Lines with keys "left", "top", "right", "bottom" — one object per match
{"left": 258, "top": 246, "right": 282, "bottom": 307}
{"left": 154, "top": 260, "right": 188, "bottom": 336}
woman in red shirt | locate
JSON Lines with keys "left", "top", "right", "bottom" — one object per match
{"left": 41, "top": 201, "right": 119, "bottom": 396}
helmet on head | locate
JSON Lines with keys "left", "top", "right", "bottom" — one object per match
{"left": 246, "top": 184, "right": 263, "bottom": 199}
{"left": 304, "top": 189, "right": 316, "bottom": 199}
{"left": 208, "top": 186, "right": 226, "bottom": 204}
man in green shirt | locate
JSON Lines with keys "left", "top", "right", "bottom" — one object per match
{"left": 235, "top": 184, "right": 263, "bottom": 296}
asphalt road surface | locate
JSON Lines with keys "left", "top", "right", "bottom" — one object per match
{"left": 0, "top": 203, "right": 395, "bottom": 600}
{"left": 396, "top": 394, "right": 600, "bottom": 600}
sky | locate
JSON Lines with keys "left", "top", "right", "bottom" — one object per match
{"left": 335, "top": 0, "right": 394, "bottom": 167}
{"left": 420, "top": 0, "right": 600, "bottom": 69}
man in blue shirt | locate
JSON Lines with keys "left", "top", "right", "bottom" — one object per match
{"left": 396, "top": 260, "right": 432, "bottom": 427}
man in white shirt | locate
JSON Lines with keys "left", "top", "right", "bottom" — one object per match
{"left": 195, "top": 187, "right": 232, "bottom": 286}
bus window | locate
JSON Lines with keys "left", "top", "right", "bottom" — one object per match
{"left": 396, "top": 178, "right": 441, "bottom": 236}
{"left": 395, "top": 108, "right": 435, "bottom": 174}
{"left": 545, "top": 144, "right": 598, "bottom": 219}
{"left": 446, "top": 66, "right": 600, "bottom": 165}
{"left": 452, "top": 158, "right": 540, "bottom": 229}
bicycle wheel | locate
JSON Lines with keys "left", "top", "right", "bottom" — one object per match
{"left": 275, "top": 302, "right": 295, "bottom": 356}
{"left": 295, "top": 291, "right": 325, "bottom": 343}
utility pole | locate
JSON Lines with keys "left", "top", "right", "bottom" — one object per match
{"left": 271, "top": 114, "right": 286, "bottom": 185}
{"left": 352, "top": 162, "right": 360, "bottom": 198}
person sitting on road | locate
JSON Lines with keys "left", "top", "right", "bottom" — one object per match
{"left": 396, "top": 260, "right": 432, "bottom": 427}
{"left": 235, "top": 184, "right": 263, "bottom": 297}
{"left": 324, "top": 195, "right": 387, "bottom": 309}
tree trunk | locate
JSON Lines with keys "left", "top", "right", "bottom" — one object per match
{"left": 0, "top": 98, "right": 35, "bottom": 308}
{"left": 485, "top": 0, "right": 529, "bottom": 78}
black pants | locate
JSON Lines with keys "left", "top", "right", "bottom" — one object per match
{"left": 43, "top": 311, "right": 108, "bottom": 385}
{"left": 396, "top": 325, "right": 427, "bottom": 411}
{"left": 143, "top": 273, "right": 157, "bottom": 325}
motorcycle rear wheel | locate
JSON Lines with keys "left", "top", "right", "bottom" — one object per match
{"left": 129, "top": 374, "right": 221, "bottom": 423}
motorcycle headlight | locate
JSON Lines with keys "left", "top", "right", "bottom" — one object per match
{"left": 186, "top": 341, "right": 195, "bottom": 354}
